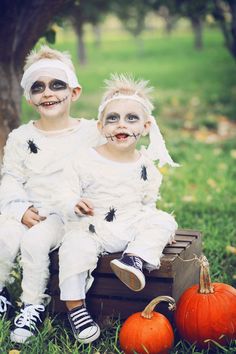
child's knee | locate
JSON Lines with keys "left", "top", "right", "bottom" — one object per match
{"left": 21, "top": 231, "right": 49, "bottom": 259}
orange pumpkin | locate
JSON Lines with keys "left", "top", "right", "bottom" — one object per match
{"left": 175, "top": 255, "right": 236, "bottom": 349}
{"left": 119, "top": 296, "right": 176, "bottom": 354}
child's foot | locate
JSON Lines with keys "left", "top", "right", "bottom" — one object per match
{"left": 110, "top": 254, "right": 145, "bottom": 291}
{"left": 10, "top": 304, "right": 45, "bottom": 343}
{"left": 68, "top": 305, "right": 100, "bottom": 343}
{"left": 0, "top": 287, "right": 14, "bottom": 319}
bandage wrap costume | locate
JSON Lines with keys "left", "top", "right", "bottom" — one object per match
{"left": 59, "top": 148, "right": 178, "bottom": 300}
{"left": 0, "top": 119, "right": 103, "bottom": 305}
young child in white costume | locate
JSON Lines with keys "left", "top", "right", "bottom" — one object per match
{"left": 57, "top": 74, "right": 178, "bottom": 344}
{"left": 0, "top": 45, "right": 103, "bottom": 344}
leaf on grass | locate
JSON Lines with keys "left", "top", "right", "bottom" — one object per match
{"left": 194, "top": 130, "right": 220, "bottom": 143}
{"left": 158, "top": 166, "right": 168, "bottom": 175}
{"left": 226, "top": 245, "right": 236, "bottom": 255}
{"left": 213, "top": 148, "right": 222, "bottom": 156}
{"left": 218, "top": 163, "right": 227, "bottom": 171}
{"left": 194, "top": 154, "right": 202, "bottom": 160}
{"left": 207, "top": 178, "right": 217, "bottom": 188}
{"left": 182, "top": 195, "right": 196, "bottom": 202}
{"left": 230, "top": 150, "right": 236, "bottom": 159}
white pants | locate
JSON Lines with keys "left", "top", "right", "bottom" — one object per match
{"left": 0, "top": 216, "right": 26, "bottom": 289}
{"left": 60, "top": 210, "right": 177, "bottom": 301}
{"left": 0, "top": 214, "right": 64, "bottom": 305}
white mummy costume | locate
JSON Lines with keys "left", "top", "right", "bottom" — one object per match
{"left": 59, "top": 148, "right": 178, "bottom": 300}
{"left": 0, "top": 119, "right": 103, "bottom": 305}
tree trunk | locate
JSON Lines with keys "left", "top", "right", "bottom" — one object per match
{"left": 164, "top": 15, "right": 178, "bottom": 35}
{"left": 190, "top": 17, "right": 203, "bottom": 50}
{"left": 0, "top": 62, "right": 22, "bottom": 161}
{"left": 73, "top": 21, "right": 87, "bottom": 65}
{"left": 213, "top": 0, "right": 236, "bottom": 59}
{"left": 228, "top": 0, "right": 236, "bottom": 58}
{"left": 93, "top": 24, "right": 101, "bottom": 48}
{"left": 0, "top": 0, "right": 72, "bottom": 159}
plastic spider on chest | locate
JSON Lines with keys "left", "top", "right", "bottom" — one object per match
{"left": 27, "top": 139, "right": 40, "bottom": 154}
{"left": 88, "top": 224, "right": 96, "bottom": 234}
{"left": 141, "top": 165, "right": 148, "bottom": 180}
{"left": 104, "top": 207, "right": 117, "bottom": 222}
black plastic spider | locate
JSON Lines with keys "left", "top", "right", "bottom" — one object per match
{"left": 88, "top": 224, "right": 96, "bottom": 234}
{"left": 141, "top": 165, "right": 148, "bottom": 180}
{"left": 104, "top": 207, "right": 117, "bottom": 222}
{"left": 27, "top": 139, "right": 40, "bottom": 154}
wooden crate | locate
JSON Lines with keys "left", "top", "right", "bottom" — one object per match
{"left": 48, "top": 229, "right": 202, "bottom": 322}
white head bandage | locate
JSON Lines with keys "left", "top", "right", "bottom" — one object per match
{"left": 98, "top": 92, "right": 154, "bottom": 120}
{"left": 98, "top": 93, "right": 179, "bottom": 167}
{"left": 21, "top": 59, "right": 81, "bottom": 99}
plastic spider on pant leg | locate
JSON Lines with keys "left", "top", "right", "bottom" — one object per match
{"left": 104, "top": 207, "right": 117, "bottom": 222}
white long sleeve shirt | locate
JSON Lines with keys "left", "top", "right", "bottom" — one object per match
{"left": 0, "top": 119, "right": 103, "bottom": 222}
{"left": 60, "top": 148, "right": 163, "bottom": 225}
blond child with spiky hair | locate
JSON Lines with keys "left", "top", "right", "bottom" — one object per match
{"left": 0, "top": 45, "right": 103, "bottom": 343}
{"left": 57, "top": 73, "right": 178, "bottom": 344}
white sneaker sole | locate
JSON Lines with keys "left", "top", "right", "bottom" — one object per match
{"left": 76, "top": 325, "right": 101, "bottom": 344}
{"left": 110, "top": 259, "right": 145, "bottom": 291}
{"left": 10, "top": 330, "right": 33, "bottom": 344}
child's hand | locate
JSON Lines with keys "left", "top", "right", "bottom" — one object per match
{"left": 74, "top": 199, "right": 94, "bottom": 216}
{"left": 168, "top": 238, "right": 176, "bottom": 245}
{"left": 22, "top": 206, "right": 46, "bottom": 228}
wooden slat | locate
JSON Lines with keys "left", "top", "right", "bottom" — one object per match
{"left": 165, "top": 241, "right": 189, "bottom": 248}
{"left": 88, "top": 277, "right": 173, "bottom": 299}
{"left": 163, "top": 247, "right": 186, "bottom": 254}
{"left": 49, "top": 295, "right": 67, "bottom": 314}
{"left": 174, "top": 235, "right": 196, "bottom": 242}
{"left": 160, "top": 254, "right": 177, "bottom": 262}
{"left": 86, "top": 297, "right": 175, "bottom": 322}
{"left": 175, "top": 229, "right": 200, "bottom": 237}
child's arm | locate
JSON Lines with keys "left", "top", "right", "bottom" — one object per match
{"left": 142, "top": 160, "right": 163, "bottom": 208}
{"left": 0, "top": 131, "right": 33, "bottom": 223}
{"left": 53, "top": 156, "right": 93, "bottom": 221}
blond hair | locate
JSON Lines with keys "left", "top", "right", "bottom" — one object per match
{"left": 24, "top": 45, "right": 75, "bottom": 72}
{"left": 98, "top": 73, "right": 154, "bottom": 120}
{"left": 101, "top": 73, "right": 153, "bottom": 104}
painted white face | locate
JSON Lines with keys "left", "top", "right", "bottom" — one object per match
{"left": 28, "top": 76, "right": 73, "bottom": 118}
{"left": 99, "top": 99, "right": 150, "bottom": 150}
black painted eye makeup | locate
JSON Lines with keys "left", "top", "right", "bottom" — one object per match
{"left": 30, "top": 79, "right": 68, "bottom": 95}
{"left": 30, "top": 81, "right": 45, "bottom": 94}
{"left": 104, "top": 112, "right": 141, "bottom": 125}
{"left": 49, "top": 79, "right": 67, "bottom": 91}
{"left": 126, "top": 113, "right": 140, "bottom": 122}
{"left": 104, "top": 113, "right": 120, "bottom": 124}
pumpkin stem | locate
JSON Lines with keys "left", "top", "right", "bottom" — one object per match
{"left": 141, "top": 296, "right": 176, "bottom": 319}
{"left": 198, "top": 255, "right": 214, "bottom": 294}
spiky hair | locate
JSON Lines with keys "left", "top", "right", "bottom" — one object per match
{"left": 102, "top": 73, "right": 153, "bottom": 104}
{"left": 24, "top": 45, "right": 75, "bottom": 72}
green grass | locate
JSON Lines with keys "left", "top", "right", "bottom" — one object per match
{"left": 6, "top": 24, "right": 236, "bottom": 353}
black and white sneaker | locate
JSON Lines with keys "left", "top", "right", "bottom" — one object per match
{"left": 0, "top": 287, "right": 13, "bottom": 319}
{"left": 68, "top": 305, "right": 100, "bottom": 344}
{"left": 110, "top": 254, "right": 145, "bottom": 291}
{"left": 10, "top": 304, "right": 45, "bottom": 343}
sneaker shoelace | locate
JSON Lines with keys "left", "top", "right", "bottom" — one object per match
{"left": 0, "top": 295, "right": 11, "bottom": 313}
{"left": 70, "top": 306, "right": 94, "bottom": 332}
{"left": 130, "top": 256, "right": 143, "bottom": 271}
{"left": 14, "top": 305, "right": 45, "bottom": 329}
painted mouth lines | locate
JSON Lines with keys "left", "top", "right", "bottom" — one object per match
{"left": 36, "top": 95, "right": 69, "bottom": 107}
{"left": 105, "top": 132, "right": 140, "bottom": 141}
